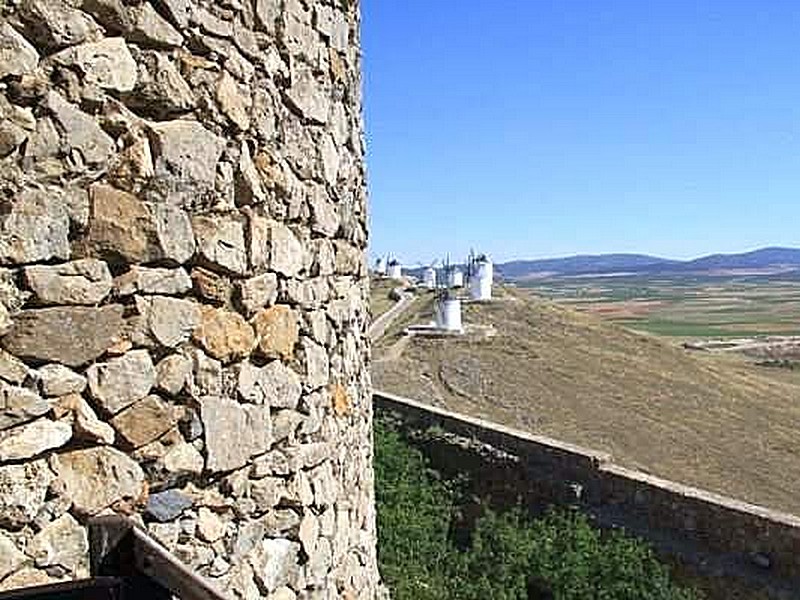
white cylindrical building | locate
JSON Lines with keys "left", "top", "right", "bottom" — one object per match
{"left": 423, "top": 266, "right": 437, "bottom": 289}
{"left": 435, "top": 297, "right": 463, "bottom": 332}
{"left": 387, "top": 260, "right": 402, "bottom": 279}
{"left": 447, "top": 268, "right": 463, "bottom": 288}
{"left": 374, "top": 257, "right": 387, "bottom": 275}
{"left": 470, "top": 256, "right": 493, "bottom": 301}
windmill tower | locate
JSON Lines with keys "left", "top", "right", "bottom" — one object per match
{"left": 387, "top": 258, "right": 402, "bottom": 279}
{"left": 434, "top": 257, "right": 463, "bottom": 332}
{"left": 374, "top": 255, "right": 387, "bottom": 276}
{"left": 423, "top": 263, "right": 437, "bottom": 289}
{"left": 468, "top": 251, "right": 493, "bottom": 301}
{"left": 446, "top": 266, "right": 463, "bottom": 288}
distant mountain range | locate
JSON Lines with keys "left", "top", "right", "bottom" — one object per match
{"left": 497, "top": 247, "right": 800, "bottom": 279}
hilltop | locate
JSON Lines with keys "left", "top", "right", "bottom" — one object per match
{"left": 371, "top": 285, "right": 800, "bottom": 516}
{"left": 497, "top": 246, "right": 800, "bottom": 279}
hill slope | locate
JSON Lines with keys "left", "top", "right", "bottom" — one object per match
{"left": 371, "top": 287, "right": 800, "bottom": 516}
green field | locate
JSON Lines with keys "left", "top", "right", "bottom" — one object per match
{"left": 520, "top": 274, "right": 800, "bottom": 339}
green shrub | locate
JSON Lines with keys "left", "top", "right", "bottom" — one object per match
{"left": 374, "top": 419, "right": 701, "bottom": 600}
{"left": 374, "top": 421, "right": 456, "bottom": 599}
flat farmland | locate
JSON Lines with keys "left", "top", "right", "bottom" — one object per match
{"left": 521, "top": 275, "right": 800, "bottom": 339}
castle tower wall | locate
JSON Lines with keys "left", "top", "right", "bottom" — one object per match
{"left": 0, "top": 0, "right": 378, "bottom": 596}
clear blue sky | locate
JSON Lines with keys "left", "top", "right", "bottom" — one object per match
{"left": 362, "top": 0, "right": 800, "bottom": 265}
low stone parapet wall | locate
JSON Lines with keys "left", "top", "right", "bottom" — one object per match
{"left": 374, "top": 390, "right": 800, "bottom": 594}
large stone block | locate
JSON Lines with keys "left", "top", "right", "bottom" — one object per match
{"left": 110, "top": 394, "right": 178, "bottom": 449}
{"left": 149, "top": 120, "right": 225, "bottom": 187}
{"left": 50, "top": 37, "right": 137, "bottom": 92}
{"left": 52, "top": 446, "right": 146, "bottom": 516}
{"left": 84, "top": 184, "right": 195, "bottom": 265}
{"left": 251, "top": 305, "right": 299, "bottom": 361}
{"left": 0, "top": 460, "right": 53, "bottom": 529}
{"left": 0, "top": 189, "right": 70, "bottom": 265}
{"left": 44, "top": 92, "right": 114, "bottom": 167}
{"left": 1, "top": 305, "right": 124, "bottom": 367}
{"left": 193, "top": 306, "right": 256, "bottom": 363}
{"left": 199, "top": 396, "right": 271, "bottom": 473}
{"left": 0, "top": 418, "right": 72, "bottom": 461}
{"left": 86, "top": 349, "right": 155, "bottom": 414}
{"left": 24, "top": 259, "right": 112, "bottom": 305}
{"left": 0, "top": 21, "right": 39, "bottom": 79}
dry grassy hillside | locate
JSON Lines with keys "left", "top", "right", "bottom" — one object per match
{"left": 372, "top": 286, "right": 800, "bottom": 516}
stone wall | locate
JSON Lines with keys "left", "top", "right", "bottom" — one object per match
{"left": 0, "top": 0, "right": 379, "bottom": 598}
{"left": 375, "top": 391, "right": 800, "bottom": 597}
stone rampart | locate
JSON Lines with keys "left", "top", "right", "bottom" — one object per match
{"left": 375, "top": 390, "right": 800, "bottom": 595}
{"left": 0, "top": 1, "right": 379, "bottom": 597}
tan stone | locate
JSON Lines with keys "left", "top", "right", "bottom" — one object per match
{"left": 191, "top": 267, "right": 232, "bottom": 305}
{"left": 136, "top": 295, "right": 200, "bottom": 348}
{"left": 25, "top": 259, "right": 112, "bottom": 306}
{"left": 162, "top": 442, "right": 203, "bottom": 476}
{"left": 217, "top": 71, "right": 250, "bottom": 130}
{"left": 155, "top": 354, "right": 191, "bottom": 395}
{"left": 0, "top": 350, "right": 29, "bottom": 385}
{"left": 50, "top": 37, "right": 137, "bottom": 92}
{"left": 329, "top": 48, "right": 346, "bottom": 83}
{"left": 0, "top": 568, "right": 66, "bottom": 592}
{"left": 0, "top": 383, "right": 49, "bottom": 431}
{"left": 85, "top": 183, "right": 195, "bottom": 265}
{"left": 0, "top": 21, "right": 39, "bottom": 79}
{"left": 0, "top": 304, "right": 11, "bottom": 338}
{"left": 29, "top": 513, "right": 88, "bottom": 574}
{"left": 109, "top": 134, "right": 154, "bottom": 183}
{"left": 52, "top": 447, "right": 146, "bottom": 516}
{"left": 0, "top": 531, "right": 25, "bottom": 581}
{"left": 197, "top": 507, "right": 225, "bottom": 543}
{"left": 0, "top": 188, "right": 70, "bottom": 264}
{"left": 253, "top": 150, "right": 287, "bottom": 194}
{"left": 192, "top": 215, "right": 248, "bottom": 276}
{"left": 36, "top": 364, "right": 86, "bottom": 397}
{"left": 110, "top": 394, "right": 177, "bottom": 449}
{"left": 331, "top": 383, "right": 351, "bottom": 417}
{"left": 193, "top": 306, "right": 256, "bottom": 363}
{"left": 251, "top": 305, "right": 299, "bottom": 361}
{"left": 237, "top": 273, "right": 278, "bottom": 316}
{"left": 115, "top": 266, "right": 191, "bottom": 296}
{"left": 86, "top": 349, "right": 155, "bottom": 414}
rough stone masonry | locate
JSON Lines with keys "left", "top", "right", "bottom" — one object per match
{"left": 0, "top": 0, "right": 379, "bottom": 597}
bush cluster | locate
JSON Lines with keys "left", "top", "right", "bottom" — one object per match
{"left": 374, "top": 420, "right": 701, "bottom": 600}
